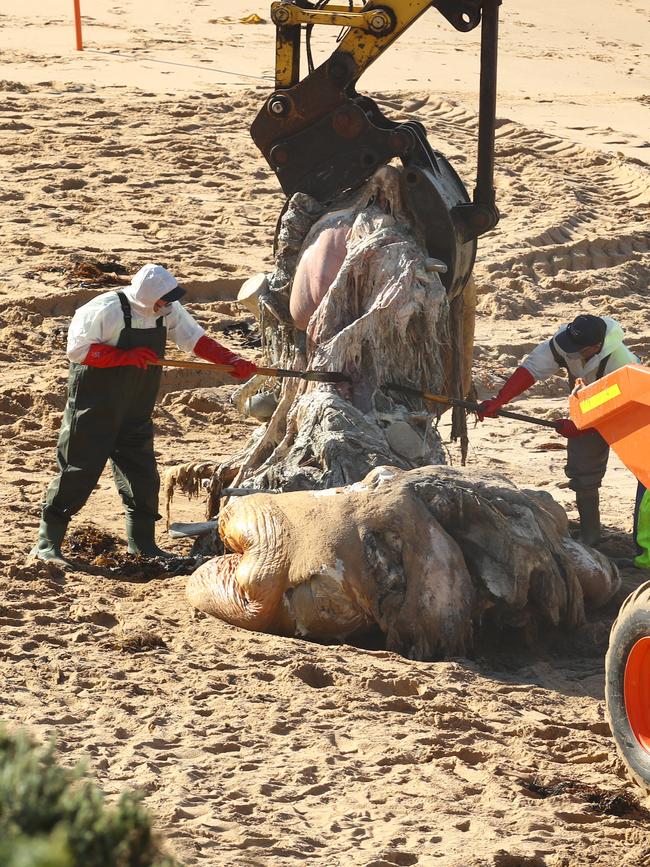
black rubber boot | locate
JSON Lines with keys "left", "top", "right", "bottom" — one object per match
{"left": 126, "top": 516, "right": 174, "bottom": 558}
{"left": 29, "top": 519, "right": 73, "bottom": 567}
{"left": 576, "top": 490, "right": 601, "bottom": 546}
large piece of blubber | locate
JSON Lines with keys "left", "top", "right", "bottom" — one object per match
{"left": 569, "top": 364, "right": 650, "bottom": 488}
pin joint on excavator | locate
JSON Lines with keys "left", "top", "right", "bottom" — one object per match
{"left": 251, "top": 0, "right": 502, "bottom": 297}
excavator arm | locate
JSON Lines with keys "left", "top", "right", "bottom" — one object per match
{"left": 250, "top": 0, "right": 501, "bottom": 297}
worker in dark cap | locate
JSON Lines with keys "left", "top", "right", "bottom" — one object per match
{"left": 479, "top": 314, "right": 638, "bottom": 545}
{"left": 31, "top": 264, "right": 258, "bottom": 566}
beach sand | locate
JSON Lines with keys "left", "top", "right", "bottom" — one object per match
{"left": 1, "top": 2, "right": 649, "bottom": 864}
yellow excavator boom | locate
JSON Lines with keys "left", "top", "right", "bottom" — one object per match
{"left": 251, "top": 1, "right": 501, "bottom": 297}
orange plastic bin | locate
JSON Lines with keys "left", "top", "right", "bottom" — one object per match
{"left": 569, "top": 364, "right": 650, "bottom": 489}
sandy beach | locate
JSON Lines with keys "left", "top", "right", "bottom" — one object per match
{"left": 1, "top": 1, "right": 649, "bottom": 864}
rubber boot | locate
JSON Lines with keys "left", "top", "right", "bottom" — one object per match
{"left": 576, "top": 490, "right": 601, "bottom": 546}
{"left": 29, "top": 519, "right": 73, "bottom": 567}
{"left": 126, "top": 516, "right": 175, "bottom": 558}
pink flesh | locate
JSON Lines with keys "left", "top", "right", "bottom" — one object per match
{"left": 290, "top": 226, "right": 348, "bottom": 330}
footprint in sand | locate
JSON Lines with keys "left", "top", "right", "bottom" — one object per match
{"left": 289, "top": 662, "right": 335, "bottom": 689}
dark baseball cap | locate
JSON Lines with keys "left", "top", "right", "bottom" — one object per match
{"left": 555, "top": 315, "right": 606, "bottom": 353}
{"left": 160, "top": 284, "right": 186, "bottom": 303}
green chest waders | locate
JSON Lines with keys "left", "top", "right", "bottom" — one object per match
{"left": 549, "top": 339, "right": 612, "bottom": 545}
{"left": 34, "top": 293, "right": 168, "bottom": 562}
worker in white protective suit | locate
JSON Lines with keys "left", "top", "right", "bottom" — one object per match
{"left": 478, "top": 314, "right": 639, "bottom": 545}
{"left": 31, "top": 264, "right": 257, "bottom": 566}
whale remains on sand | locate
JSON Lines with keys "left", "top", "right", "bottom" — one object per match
{"left": 187, "top": 465, "right": 619, "bottom": 660}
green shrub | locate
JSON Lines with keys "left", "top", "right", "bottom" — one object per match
{"left": 0, "top": 728, "right": 177, "bottom": 867}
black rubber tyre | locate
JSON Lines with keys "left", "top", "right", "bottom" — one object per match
{"left": 605, "top": 580, "right": 650, "bottom": 794}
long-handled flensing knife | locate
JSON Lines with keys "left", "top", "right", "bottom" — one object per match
{"left": 155, "top": 357, "right": 352, "bottom": 384}
{"left": 383, "top": 382, "right": 559, "bottom": 429}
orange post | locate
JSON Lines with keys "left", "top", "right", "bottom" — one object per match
{"left": 569, "top": 364, "right": 650, "bottom": 489}
{"left": 74, "top": 0, "right": 83, "bottom": 51}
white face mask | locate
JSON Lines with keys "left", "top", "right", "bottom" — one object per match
{"left": 155, "top": 301, "right": 174, "bottom": 316}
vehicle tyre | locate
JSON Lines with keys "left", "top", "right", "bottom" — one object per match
{"left": 605, "top": 580, "right": 650, "bottom": 794}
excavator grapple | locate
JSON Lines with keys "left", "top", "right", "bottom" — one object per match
{"left": 251, "top": 0, "right": 502, "bottom": 297}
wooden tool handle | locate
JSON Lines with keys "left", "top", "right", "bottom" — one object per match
{"left": 154, "top": 358, "right": 235, "bottom": 372}
{"left": 155, "top": 358, "right": 280, "bottom": 375}
{"left": 385, "top": 383, "right": 558, "bottom": 430}
{"left": 154, "top": 359, "right": 349, "bottom": 382}
{"left": 420, "top": 390, "right": 557, "bottom": 429}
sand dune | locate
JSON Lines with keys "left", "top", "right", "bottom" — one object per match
{"left": 1, "top": 2, "right": 649, "bottom": 865}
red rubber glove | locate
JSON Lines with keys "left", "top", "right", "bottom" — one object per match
{"left": 230, "top": 358, "right": 258, "bottom": 381}
{"left": 84, "top": 344, "right": 158, "bottom": 370}
{"left": 477, "top": 367, "right": 535, "bottom": 420}
{"left": 477, "top": 397, "right": 505, "bottom": 420}
{"left": 194, "top": 335, "right": 257, "bottom": 381}
{"left": 554, "top": 418, "right": 585, "bottom": 439}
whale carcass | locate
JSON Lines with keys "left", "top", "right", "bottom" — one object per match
{"left": 177, "top": 165, "right": 618, "bottom": 658}
{"left": 187, "top": 465, "right": 619, "bottom": 659}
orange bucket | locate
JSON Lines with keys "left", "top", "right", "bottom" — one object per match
{"left": 569, "top": 364, "right": 650, "bottom": 489}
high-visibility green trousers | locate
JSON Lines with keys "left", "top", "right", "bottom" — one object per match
{"left": 634, "top": 483, "right": 650, "bottom": 569}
